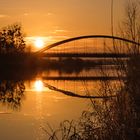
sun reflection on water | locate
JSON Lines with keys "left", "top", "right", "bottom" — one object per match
{"left": 34, "top": 80, "right": 43, "bottom": 92}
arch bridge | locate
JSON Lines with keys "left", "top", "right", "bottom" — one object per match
{"left": 36, "top": 35, "right": 140, "bottom": 58}
{"left": 35, "top": 35, "right": 140, "bottom": 98}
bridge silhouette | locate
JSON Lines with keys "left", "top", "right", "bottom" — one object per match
{"left": 35, "top": 34, "right": 140, "bottom": 59}
{"left": 35, "top": 35, "right": 140, "bottom": 81}
{"left": 36, "top": 35, "right": 140, "bottom": 54}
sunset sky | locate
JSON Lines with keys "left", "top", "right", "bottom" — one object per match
{"left": 0, "top": 0, "right": 129, "bottom": 45}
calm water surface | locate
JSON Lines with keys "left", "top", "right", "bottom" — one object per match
{"left": 0, "top": 69, "right": 105, "bottom": 140}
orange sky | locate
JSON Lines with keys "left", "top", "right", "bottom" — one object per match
{"left": 0, "top": 0, "right": 130, "bottom": 45}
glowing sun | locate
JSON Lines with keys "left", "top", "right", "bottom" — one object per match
{"left": 34, "top": 38, "right": 44, "bottom": 48}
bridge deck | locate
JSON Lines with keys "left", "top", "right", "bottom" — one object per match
{"left": 42, "top": 53, "right": 130, "bottom": 58}
{"left": 42, "top": 76, "right": 125, "bottom": 81}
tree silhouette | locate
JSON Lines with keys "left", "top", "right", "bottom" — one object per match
{"left": 0, "top": 24, "right": 25, "bottom": 53}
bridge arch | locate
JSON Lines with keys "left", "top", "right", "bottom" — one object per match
{"left": 36, "top": 35, "right": 140, "bottom": 54}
